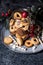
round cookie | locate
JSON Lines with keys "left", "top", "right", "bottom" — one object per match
{"left": 9, "top": 19, "right": 14, "bottom": 26}
{"left": 9, "top": 26, "right": 15, "bottom": 33}
{"left": 25, "top": 40, "right": 33, "bottom": 47}
{"left": 4, "top": 37, "right": 13, "bottom": 45}
{"left": 13, "top": 12, "right": 22, "bottom": 20}
{"left": 31, "top": 37, "right": 39, "bottom": 45}
{"left": 9, "top": 25, "right": 18, "bottom": 35}
{"left": 21, "top": 21, "right": 29, "bottom": 31}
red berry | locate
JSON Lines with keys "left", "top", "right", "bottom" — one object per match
{"left": 5, "top": 12, "right": 8, "bottom": 16}
{"left": 2, "top": 12, "right": 4, "bottom": 16}
{"left": 21, "top": 11, "right": 28, "bottom": 18}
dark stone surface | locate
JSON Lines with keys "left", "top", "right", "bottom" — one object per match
{"left": 0, "top": 41, "right": 43, "bottom": 65}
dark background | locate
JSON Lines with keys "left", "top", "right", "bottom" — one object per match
{"left": 0, "top": 0, "right": 43, "bottom": 65}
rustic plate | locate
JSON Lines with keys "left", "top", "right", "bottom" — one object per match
{"left": 1, "top": 27, "right": 43, "bottom": 53}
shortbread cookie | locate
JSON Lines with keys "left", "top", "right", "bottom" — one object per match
{"left": 4, "top": 36, "right": 13, "bottom": 45}
{"left": 16, "top": 37, "right": 23, "bottom": 46}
